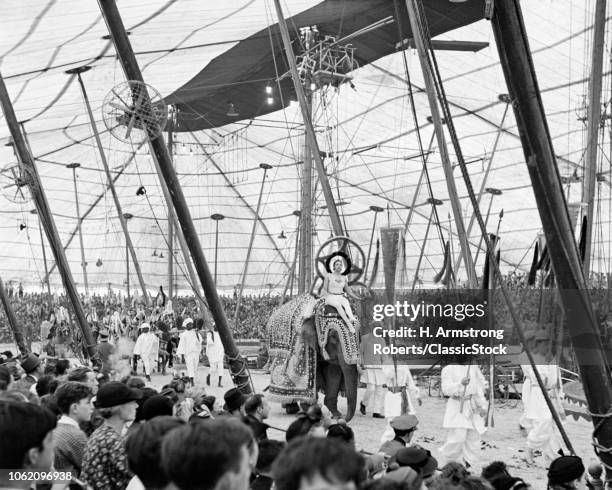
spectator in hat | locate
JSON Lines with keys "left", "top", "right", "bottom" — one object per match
{"left": 20, "top": 353, "right": 42, "bottom": 389}
{"left": 273, "top": 437, "right": 365, "bottom": 490}
{"left": 252, "top": 440, "right": 286, "bottom": 490}
{"left": 81, "top": 381, "right": 143, "bottom": 490}
{"left": 141, "top": 395, "right": 174, "bottom": 421}
{"left": 243, "top": 394, "right": 270, "bottom": 441}
{"left": 0, "top": 401, "right": 57, "bottom": 479}
{"left": 388, "top": 446, "right": 438, "bottom": 485}
{"left": 161, "top": 418, "right": 257, "bottom": 490}
{"left": 133, "top": 323, "right": 159, "bottom": 382}
{"left": 126, "top": 416, "right": 185, "bottom": 490}
{"left": 378, "top": 414, "right": 419, "bottom": 458}
{"left": 224, "top": 387, "right": 247, "bottom": 417}
{"left": 176, "top": 318, "right": 202, "bottom": 386}
{"left": 547, "top": 455, "right": 585, "bottom": 490}
{"left": 53, "top": 381, "right": 93, "bottom": 476}
{"left": 523, "top": 330, "right": 565, "bottom": 465}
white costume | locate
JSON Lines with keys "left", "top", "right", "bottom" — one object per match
{"left": 519, "top": 356, "right": 533, "bottom": 431}
{"left": 177, "top": 328, "right": 202, "bottom": 380}
{"left": 439, "top": 364, "right": 488, "bottom": 467}
{"left": 133, "top": 328, "right": 159, "bottom": 377}
{"left": 523, "top": 362, "right": 564, "bottom": 460}
{"left": 360, "top": 334, "right": 386, "bottom": 416}
{"left": 206, "top": 330, "right": 225, "bottom": 378}
{"left": 380, "top": 364, "right": 421, "bottom": 444}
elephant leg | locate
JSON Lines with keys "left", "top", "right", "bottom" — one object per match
{"left": 339, "top": 360, "right": 359, "bottom": 422}
{"left": 323, "top": 363, "right": 343, "bottom": 418}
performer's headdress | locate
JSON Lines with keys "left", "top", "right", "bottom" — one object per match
{"left": 325, "top": 251, "right": 351, "bottom": 275}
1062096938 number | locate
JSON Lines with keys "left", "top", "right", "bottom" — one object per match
{"left": 5, "top": 470, "right": 73, "bottom": 482}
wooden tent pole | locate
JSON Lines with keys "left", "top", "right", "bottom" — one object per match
{"left": 97, "top": 0, "right": 251, "bottom": 393}
{"left": 70, "top": 67, "right": 150, "bottom": 306}
{"left": 273, "top": 0, "right": 344, "bottom": 237}
{"left": 234, "top": 164, "right": 271, "bottom": 327}
{"left": 167, "top": 121, "right": 174, "bottom": 301}
{"left": 0, "top": 276, "right": 28, "bottom": 356}
{"left": 582, "top": 0, "right": 607, "bottom": 275}
{"left": 0, "top": 72, "right": 96, "bottom": 359}
{"left": 404, "top": 0, "right": 476, "bottom": 287}
{"left": 491, "top": 0, "right": 610, "bottom": 465}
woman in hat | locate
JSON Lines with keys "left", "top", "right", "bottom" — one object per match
{"left": 322, "top": 256, "right": 360, "bottom": 333}
{"left": 81, "top": 381, "right": 142, "bottom": 490}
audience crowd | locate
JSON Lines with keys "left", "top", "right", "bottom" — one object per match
{"left": 0, "top": 351, "right": 600, "bottom": 490}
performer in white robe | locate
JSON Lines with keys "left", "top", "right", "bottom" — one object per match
{"left": 519, "top": 330, "right": 536, "bottom": 431}
{"left": 206, "top": 325, "right": 225, "bottom": 387}
{"left": 524, "top": 330, "right": 565, "bottom": 464}
{"left": 380, "top": 363, "right": 421, "bottom": 444}
{"left": 438, "top": 362, "right": 488, "bottom": 468}
{"left": 359, "top": 332, "right": 386, "bottom": 418}
{"left": 132, "top": 323, "right": 159, "bottom": 381}
{"left": 177, "top": 318, "right": 202, "bottom": 386}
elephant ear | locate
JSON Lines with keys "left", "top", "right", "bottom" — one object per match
{"left": 301, "top": 318, "right": 318, "bottom": 350}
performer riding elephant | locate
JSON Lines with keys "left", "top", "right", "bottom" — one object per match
{"left": 267, "top": 237, "right": 369, "bottom": 422}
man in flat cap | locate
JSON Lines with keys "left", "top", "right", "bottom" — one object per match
{"left": 378, "top": 414, "right": 419, "bottom": 458}
{"left": 177, "top": 318, "right": 202, "bottom": 386}
{"left": 20, "top": 353, "right": 43, "bottom": 391}
{"left": 523, "top": 329, "right": 565, "bottom": 465}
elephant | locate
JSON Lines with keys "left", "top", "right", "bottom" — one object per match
{"left": 266, "top": 293, "right": 361, "bottom": 421}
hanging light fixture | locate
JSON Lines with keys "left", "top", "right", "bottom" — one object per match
{"left": 96, "top": 258, "right": 103, "bottom": 267}
{"left": 278, "top": 231, "right": 287, "bottom": 239}
{"left": 265, "top": 82, "right": 273, "bottom": 95}
{"left": 19, "top": 223, "right": 26, "bottom": 231}
{"left": 136, "top": 186, "right": 146, "bottom": 196}
{"left": 159, "top": 252, "right": 164, "bottom": 259}
{"left": 226, "top": 102, "right": 239, "bottom": 117}
{"left": 153, "top": 250, "right": 158, "bottom": 257}
{"left": 266, "top": 97, "right": 274, "bottom": 105}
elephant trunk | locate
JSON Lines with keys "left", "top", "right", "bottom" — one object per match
{"left": 342, "top": 363, "right": 359, "bottom": 422}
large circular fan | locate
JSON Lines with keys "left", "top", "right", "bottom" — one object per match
{"left": 102, "top": 80, "right": 168, "bottom": 144}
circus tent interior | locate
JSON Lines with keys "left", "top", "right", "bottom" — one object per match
{"left": 0, "top": 0, "right": 610, "bottom": 295}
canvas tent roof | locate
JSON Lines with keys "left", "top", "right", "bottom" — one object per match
{"left": 0, "top": 0, "right": 609, "bottom": 294}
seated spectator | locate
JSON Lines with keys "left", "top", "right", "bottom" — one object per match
{"left": 273, "top": 437, "right": 365, "bottom": 490}
{"left": 35, "top": 374, "right": 58, "bottom": 397}
{"left": 81, "top": 381, "right": 142, "bottom": 490}
{"left": 0, "top": 401, "right": 57, "bottom": 480}
{"left": 68, "top": 366, "right": 99, "bottom": 395}
{"left": 547, "top": 455, "right": 585, "bottom": 490}
{"left": 243, "top": 394, "right": 270, "bottom": 441}
{"left": 141, "top": 395, "right": 174, "bottom": 421}
{"left": 327, "top": 422, "right": 355, "bottom": 447}
{"left": 53, "top": 381, "right": 93, "bottom": 475}
{"left": 0, "top": 365, "right": 12, "bottom": 391}
{"left": 223, "top": 387, "right": 247, "bottom": 417}
{"left": 251, "top": 440, "right": 285, "bottom": 490}
{"left": 126, "top": 416, "right": 185, "bottom": 490}
{"left": 161, "top": 418, "right": 257, "bottom": 490}
{"left": 379, "top": 415, "right": 419, "bottom": 458}
{"left": 387, "top": 446, "right": 438, "bottom": 486}
{"left": 286, "top": 405, "right": 327, "bottom": 442}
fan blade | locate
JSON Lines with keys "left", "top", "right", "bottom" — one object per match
{"left": 125, "top": 114, "right": 137, "bottom": 139}
{"left": 109, "top": 101, "right": 131, "bottom": 112}
{"left": 112, "top": 89, "right": 131, "bottom": 109}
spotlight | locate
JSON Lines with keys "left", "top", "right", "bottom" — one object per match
{"left": 267, "top": 97, "right": 274, "bottom": 105}
{"left": 96, "top": 258, "right": 103, "bottom": 267}
{"left": 278, "top": 231, "right": 287, "bottom": 239}
{"left": 19, "top": 223, "right": 26, "bottom": 231}
{"left": 226, "top": 102, "right": 239, "bottom": 117}
{"left": 136, "top": 186, "right": 146, "bottom": 196}
{"left": 265, "top": 83, "right": 273, "bottom": 95}
{"left": 153, "top": 250, "right": 158, "bottom": 257}
{"left": 159, "top": 252, "right": 164, "bottom": 259}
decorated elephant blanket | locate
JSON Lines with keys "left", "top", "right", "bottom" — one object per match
{"left": 267, "top": 294, "right": 317, "bottom": 403}
{"left": 267, "top": 294, "right": 361, "bottom": 403}
{"left": 314, "top": 298, "right": 361, "bottom": 365}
